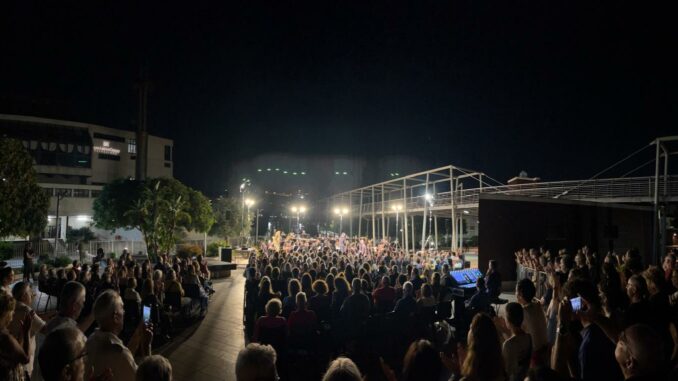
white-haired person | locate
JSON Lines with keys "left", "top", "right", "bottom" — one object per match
{"left": 38, "top": 326, "right": 112, "bottom": 381}
{"left": 9, "top": 281, "right": 46, "bottom": 376}
{"left": 321, "top": 357, "right": 362, "bottom": 381}
{"left": 136, "top": 355, "right": 172, "bottom": 381}
{"left": 235, "top": 343, "right": 278, "bottom": 381}
{"left": 85, "top": 290, "right": 153, "bottom": 381}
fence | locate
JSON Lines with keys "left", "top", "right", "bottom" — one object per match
{"left": 516, "top": 263, "right": 549, "bottom": 300}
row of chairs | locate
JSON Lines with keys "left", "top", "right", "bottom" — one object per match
{"left": 37, "top": 277, "right": 66, "bottom": 313}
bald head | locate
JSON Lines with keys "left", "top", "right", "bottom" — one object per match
{"left": 39, "top": 327, "right": 86, "bottom": 381}
{"left": 615, "top": 324, "right": 663, "bottom": 378}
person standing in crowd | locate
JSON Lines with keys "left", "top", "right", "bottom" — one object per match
{"left": 9, "top": 282, "right": 45, "bottom": 377}
{"left": 23, "top": 243, "right": 35, "bottom": 283}
{"left": 552, "top": 279, "right": 623, "bottom": 381}
{"left": 515, "top": 279, "right": 548, "bottom": 364}
{"left": 85, "top": 290, "right": 153, "bottom": 381}
{"left": 500, "top": 303, "right": 532, "bottom": 381}
{"left": 236, "top": 343, "right": 278, "bottom": 381}
{"left": 0, "top": 291, "right": 31, "bottom": 381}
{"left": 623, "top": 274, "right": 652, "bottom": 327}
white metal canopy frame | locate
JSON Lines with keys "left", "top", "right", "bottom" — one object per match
{"left": 318, "top": 165, "right": 496, "bottom": 252}
{"left": 319, "top": 140, "right": 678, "bottom": 259}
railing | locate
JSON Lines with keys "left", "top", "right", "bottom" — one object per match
{"left": 346, "top": 175, "right": 678, "bottom": 215}
{"left": 516, "top": 263, "right": 549, "bottom": 300}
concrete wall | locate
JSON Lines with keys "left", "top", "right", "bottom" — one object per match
{"left": 478, "top": 194, "right": 654, "bottom": 281}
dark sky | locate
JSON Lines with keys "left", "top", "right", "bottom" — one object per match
{"left": 2, "top": 2, "right": 676, "bottom": 197}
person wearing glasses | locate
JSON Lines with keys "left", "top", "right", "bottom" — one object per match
{"left": 85, "top": 290, "right": 153, "bottom": 381}
{"left": 615, "top": 324, "right": 669, "bottom": 380}
{"left": 38, "top": 327, "right": 87, "bottom": 381}
{"left": 9, "top": 282, "right": 46, "bottom": 376}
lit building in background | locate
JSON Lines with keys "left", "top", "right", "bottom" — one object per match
{"left": 0, "top": 114, "right": 174, "bottom": 240}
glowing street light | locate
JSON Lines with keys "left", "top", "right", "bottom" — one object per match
{"left": 333, "top": 207, "right": 349, "bottom": 234}
{"left": 239, "top": 179, "right": 251, "bottom": 239}
{"left": 391, "top": 204, "right": 403, "bottom": 246}
{"left": 290, "top": 205, "right": 307, "bottom": 233}
{"left": 245, "top": 198, "right": 255, "bottom": 240}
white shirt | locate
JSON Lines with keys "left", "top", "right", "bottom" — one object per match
{"left": 8, "top": 301, "right": 45, "bottom": 374}
{"left": 522, "top": 302, "right": 548, "bottom": 351}
{"left": 85, "top": 330, "right": 137, "bottom": 381}
{"left": 503, "top": 332, "right": 532, "bottom": 381}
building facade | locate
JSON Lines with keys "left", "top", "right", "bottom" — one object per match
{"left": 0, "top": 114, "right": 174, "bottom": 241}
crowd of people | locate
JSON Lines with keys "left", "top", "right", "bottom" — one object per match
{"left": 240, "top": 234, "right": 678, "bottom": 381}
{"left": 0, "top": 248, "right": 214, "bottom": 381}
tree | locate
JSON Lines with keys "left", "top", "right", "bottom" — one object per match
{"left": 210, "top": 196, "right": 251, "bottom": 239}
{"left": 66, "top": 226, "right": 96, "bottom": 263}
{"left": 93, "top": 177, "right": 214, "bottom": 256}
{"left": 0, "top": 137, "right": 49, "bottom": 238}
{"left": 92, "top": 179, "right": 143, "bottom": 230}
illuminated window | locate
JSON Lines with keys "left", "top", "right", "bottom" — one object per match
{"left": 128, "top": 139, "right": 136, "bottom": 153}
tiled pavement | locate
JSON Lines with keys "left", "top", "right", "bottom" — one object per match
{"left": 161, "top": 265, "right": 246, "bottom": 381}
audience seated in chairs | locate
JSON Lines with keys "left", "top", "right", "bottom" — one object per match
{"left": 287, "top": 292, "right": 318, "bottom": 343}
{"left": 393, "top": 281, "right": 417, "bottom": 317}
{"left": 309, "top": 280, "right": 331, "bottom": 322}
{"left": 253, "top": 298, "right": 287, "bottom": 356}
{"left": 465, "top": 277, "right": 490, "bottom": 316}
{"left": 372, "top": 276, "right": 396, "bottom": 314}
{"left": 85, "top": 290, "right": 153, "bottom": 381}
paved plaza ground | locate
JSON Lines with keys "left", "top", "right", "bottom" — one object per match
{"left": 160, "top": 264, "right": 246, "bottom": 381}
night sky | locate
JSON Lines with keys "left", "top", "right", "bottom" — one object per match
{"left": 2, "top": 2, "right": 676, "bottom": 197}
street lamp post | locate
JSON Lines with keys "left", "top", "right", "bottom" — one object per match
{"left": 239, "top": 179, "right": 251, "bottom": 241}
{"left": 333, "top": 207, "right": 348, "bottom": 234}
{"left": 290, "top": 205, "right": 307, "bottom": 234}
{"left": 53, "top": 190, "right": 66, "bottom": 257}
{"left": 255, "top": 208, "right": 262, "bottom": 242}
{"left": 245, "top": 198, "right": 255, "bottom": 243}
{"left": 391, "top": 204, "right": 403, "bottom": 247}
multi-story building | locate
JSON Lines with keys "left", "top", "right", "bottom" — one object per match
{"left": 0, "top": 114, "right": 174, "bottom": 241}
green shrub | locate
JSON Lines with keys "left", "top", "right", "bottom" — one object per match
{"left": 176, "top": 244, "right": 203, "bottom": 259}
{"left": 42, "top": 255, "right": 72, "bottom": 268}
{"left": 206, "top": 240, "right": 229, "bottom": 257}
{"left": 0, "top": 241, "right": 14, "bottom": 261}
{"left": 108, "top": 252, "right": 117, "bottom": 259}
